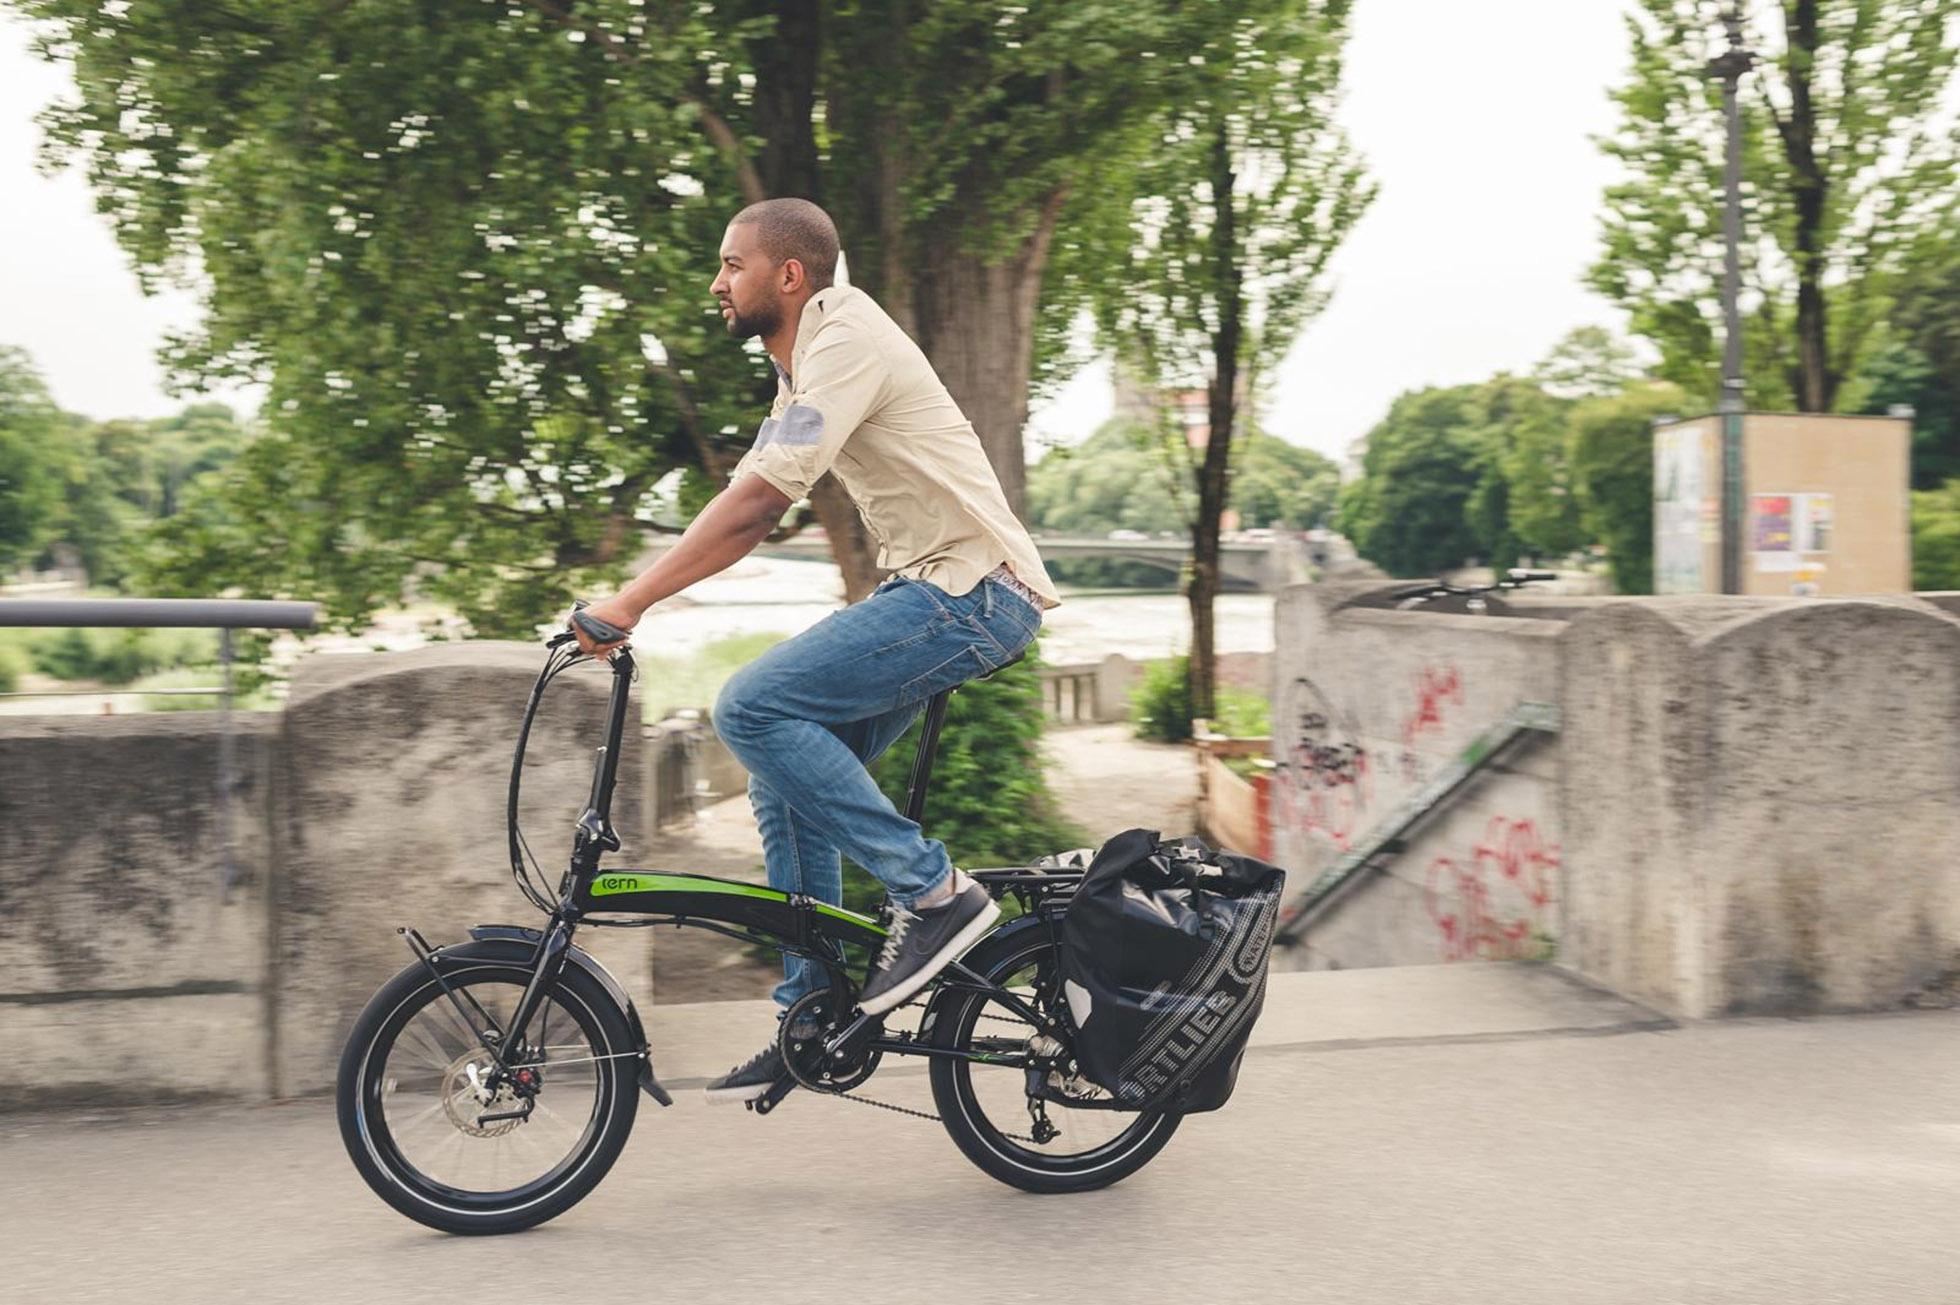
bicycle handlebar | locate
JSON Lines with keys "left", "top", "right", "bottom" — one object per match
{"left": 1389, "top": 569, "right": 1558, "bottom": 610}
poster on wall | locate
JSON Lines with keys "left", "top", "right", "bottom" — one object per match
{"left": 1752, "top": 492, "right": 1833, "bottom": 574}
{"left": 1654, "top": 424, "right": 1711, "bottom": 593}
{"left": 1798, "top": 493, "right": 1833, "bottom": 553}
{"left": 1752, "top": 494, "right": 1793, "bottom": 552}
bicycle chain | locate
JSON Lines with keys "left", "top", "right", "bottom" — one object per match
{"left": 790, "top": 999, "right": 1043, "bottom": 1141}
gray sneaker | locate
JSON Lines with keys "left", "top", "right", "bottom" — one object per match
{"left": 703, "top": 1041, "right": 793, "bottom": 1104}
{"left": 858, "top": 879, "right": 1001, "bottom": 1016}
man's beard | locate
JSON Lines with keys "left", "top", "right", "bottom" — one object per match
{"left": 724, "top": 296, "right": 782, "bottom": 341}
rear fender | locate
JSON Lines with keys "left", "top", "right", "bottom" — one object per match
{"left": 462, "top": 924, "right": 672, "bottom": 1107}
{"left": 918, "top": 912, "right": 1055, "bottom": 1043}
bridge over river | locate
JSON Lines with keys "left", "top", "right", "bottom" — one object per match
{"left": 755, "top": 532, "right": 1315, "bottom": 592}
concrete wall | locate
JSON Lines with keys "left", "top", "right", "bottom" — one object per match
{"left": 1270, "top": 582, "right": 1562, "bottom": 972}
{"left": 1, "top": 643, "right": 645, "bottom": 1105}
{"left": 0, "top": 714, "right": 278, "bottom": 1108}
{"left": 1560, "top": 596, "right": 1960, "bottom": 1017}
{"left": 1274, "top": 582, "right": 1960, "bottom": 1020}
{"left": 270, "top": 644, "right": 648, "bottom": 1095}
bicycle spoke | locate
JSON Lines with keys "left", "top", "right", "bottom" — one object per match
{"left": 373, "top": 975, "right": 606, "bottom": 1198}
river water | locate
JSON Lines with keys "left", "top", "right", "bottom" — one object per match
{"left": 0, "top": 556, "right": 1276, "bottom": 715}
{"left": 625, "top": 555, "right": 1276, "bottom": 666}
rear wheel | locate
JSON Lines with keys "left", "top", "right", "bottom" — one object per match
{"left": 336, "top": 949, "right": 639, "bottom": 1234}
{"left": 928, "top": 923, "right": 1180, "bottom": 1193}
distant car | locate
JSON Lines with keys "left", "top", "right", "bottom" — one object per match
{"left": 1107, "top": 529, "right": 1148, "bottom": 540}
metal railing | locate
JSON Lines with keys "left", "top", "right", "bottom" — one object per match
{"left": 0, "top": 598, "right": 320, "bottom": 901}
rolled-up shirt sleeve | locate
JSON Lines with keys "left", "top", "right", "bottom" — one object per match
{"left": 732, "top": 321, "right": 890, "bottom": 503}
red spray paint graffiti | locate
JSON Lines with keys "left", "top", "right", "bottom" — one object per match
{"left": 1401, "top": 666, "right": 1464, "bottom": 747}
{"left": 1424, "top": 816, "right": 1559, "bottom": 962}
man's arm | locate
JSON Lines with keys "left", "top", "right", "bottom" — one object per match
{"left": 571, "top": 474, "right": 793, "bottom": 653}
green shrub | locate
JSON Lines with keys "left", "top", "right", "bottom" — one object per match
{"left": 132, "top": 666, "right": 278, "bottom": 712}
{"left": 1211, "top": 684, "right": 1271, "bottom": 738}
{"left": 1130, "top": 655, "right": 1270, "bottom": 743}
{"left": 0, "top": 643, "right": 26, "bottom": 694}
{"left": 24, "top": 626, "right": 218, "bottom": 685}
{"left": 1131, "top": 655, "right": 1195, "bottom": 743}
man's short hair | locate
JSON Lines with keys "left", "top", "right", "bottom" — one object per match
{"left": 731, "top": 198, "right": 840, "bottom": 290}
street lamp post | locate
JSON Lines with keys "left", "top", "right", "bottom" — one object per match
{"left": 1709, "top": 7, "right": 1754, "bottom": 594}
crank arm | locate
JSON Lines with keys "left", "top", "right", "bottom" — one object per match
{"left": 749, "top": 1073, "right": 798, "bottom": 1116}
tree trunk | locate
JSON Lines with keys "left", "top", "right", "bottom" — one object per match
{"left": 1189, "top": 125, "right": 1242, "bottom": 729}
{"left": 900, "top": 190, "right": 1068, "bottom": 522}
{"left": 1780, "top": 0, "right": 1835, "bottom": 412}
{"left": 742, "top": 3, "right": 887, "bottom": 600}
{"left": 747, "top": 0, "right": 821, "bottom": 203}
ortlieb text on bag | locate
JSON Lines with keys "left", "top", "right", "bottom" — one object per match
{"left": 1059, "top": 828, "right": 1286, "bottom": 1114}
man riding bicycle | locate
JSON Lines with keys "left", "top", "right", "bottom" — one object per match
{"left": 571, "top": 198, "right": 1059, "bottom": 1104}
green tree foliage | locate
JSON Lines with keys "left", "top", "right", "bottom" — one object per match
{"left": 1567, "top": 383, "right": 1690, "bottom": 595}
{"left": 1859, "top": 218, "right": 1960, "bottom": 488}
{"left": 1338, "top": 385, "right": 1497, "bottom": 577}
{"left": 1026, "top": 419, "right": 1188, "bottom": 537}
{"left": 20, "top": 0, "right": 766, "bottom": 634}
{"left": 1466, "top": 375, "right": 1584, "bottom": 570}
{"left": 1589, "top": 1, "right": 1959, "bottom": 414}
{"left": 1532, "top": 325, "right": 1646, "bottom": 400}
{"left": 1232, "top": 431, "right": 1342, "bottom": 530}
{"left": 1026, "top": 417, "right": 1337, "bottom": 539}
{"left": 16, "top": 0, "right": 1297, "bottom": 628}
{"left": 1088, "top": 0, "right": 1371, "bottom": 720}
{"left": 0, "top": 346, "right": 70, "bottom": 572}
{"left": 1910, "top": 479, "right": 1960, "bottom": 590}
{"left": 0, "top": 347, "right": 247, "bottom": 584}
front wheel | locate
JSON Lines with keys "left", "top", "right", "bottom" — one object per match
{"left": 336, "top": 945, "right": 639, "bottom": 1234}
{"left": 927, "top": 922, "right": 1181, "bottom": 1193}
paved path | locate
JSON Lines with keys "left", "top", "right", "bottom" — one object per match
{"left": 10, "top": 964, "right": 1960, "bottom": 1304}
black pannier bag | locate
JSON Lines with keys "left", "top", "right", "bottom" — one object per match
{"left": 1059, "top": 828, "right": 1286, "bottom": 1114}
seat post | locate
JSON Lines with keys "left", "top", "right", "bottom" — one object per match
{"left": 903, "top": 687, "right": 954, "bottom": 824}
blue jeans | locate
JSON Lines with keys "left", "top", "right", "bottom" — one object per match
{"left": 712, "top": 571, "right": 1043, "bottom": 1010}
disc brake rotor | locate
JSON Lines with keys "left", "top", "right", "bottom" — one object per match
{"left": 439, "top": 1050, "right": 524, "bottom": 1138}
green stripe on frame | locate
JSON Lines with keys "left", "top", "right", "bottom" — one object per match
{"left": 587, "top": 873, "right": 884, "bottom": 934}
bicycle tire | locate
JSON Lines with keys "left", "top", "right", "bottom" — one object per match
{"left": 336, "top": 949, "right": 639, "bottom": 1235}
{"left": 927, "top": 922, "right": 1181, "bottom": 1193}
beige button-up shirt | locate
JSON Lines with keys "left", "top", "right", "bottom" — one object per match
{"left": 729, "top": 285, "right": 1062, "bottom": 610}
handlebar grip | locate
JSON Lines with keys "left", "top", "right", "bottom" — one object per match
{"left": 569, "top": 608, "right": 630, "bottom": 646}
{"left": 1506, "top": 569, "right": 1558, "bottom": 583}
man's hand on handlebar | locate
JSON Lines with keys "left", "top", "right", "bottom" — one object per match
{"left": 568, "top": 596, "right": 638, "bottom": 656}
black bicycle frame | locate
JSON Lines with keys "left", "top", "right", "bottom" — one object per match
{"left": 445, "top": 639, "right": 1081, "bottom": 1095}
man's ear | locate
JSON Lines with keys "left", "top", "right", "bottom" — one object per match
{"left": 779, "top": 257, "right": 808, "bottom": 295}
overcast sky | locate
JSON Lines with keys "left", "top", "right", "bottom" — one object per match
{"left": 0, "top": 1, "right": 1632, "bottom": 463}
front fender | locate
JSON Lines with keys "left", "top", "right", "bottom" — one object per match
{"left": 463, "top": 924, "right": 672, "bottom": 1107}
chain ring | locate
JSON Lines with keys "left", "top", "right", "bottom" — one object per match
{"left": 780, "top": 991, "right": 882, "bottom": 1093}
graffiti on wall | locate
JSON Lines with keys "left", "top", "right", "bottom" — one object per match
{"left": 1274, "top": 677, "right": 1372, "bottom": 851}
{"left": 1396, "top": 665, "right": 1464, "bottom": 781}
{"left": 1423, "top": 816, "right": 1559, "bottom": 962}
